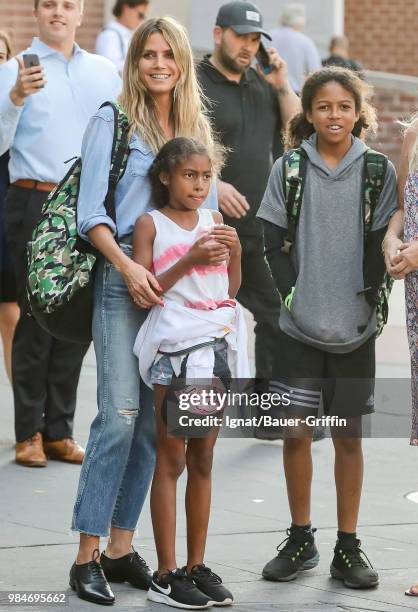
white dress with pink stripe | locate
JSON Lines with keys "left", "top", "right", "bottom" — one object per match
{"left": 148, "top": 208, "right": 229, "bottom": 310}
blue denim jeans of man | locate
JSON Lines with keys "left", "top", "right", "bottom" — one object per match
{"left": 71, "top": 243, "right": 156, "bottom": 536}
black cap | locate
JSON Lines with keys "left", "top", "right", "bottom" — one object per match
{"left": 216, "top": 1, "right": 272, "bottom": 40}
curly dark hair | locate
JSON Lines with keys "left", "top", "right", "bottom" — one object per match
{"left": 285, "top": 66, "right": 377, "bottom": 149}
{"left": 149, "top": 137, "right": 223, "bottom": 209}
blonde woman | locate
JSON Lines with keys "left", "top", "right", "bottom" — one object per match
{"left": 70, "top": 17, "right": 218, "bottom": 606}
{"left": 0, "top": 30, "right": 19, "bottom": 384}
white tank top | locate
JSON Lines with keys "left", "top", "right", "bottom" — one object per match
{"left": 147, "top": 209, "right": 229, "bottom": 310}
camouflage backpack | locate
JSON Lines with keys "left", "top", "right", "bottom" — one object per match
{"left": 281, "top": 147, "right": 393, "bottom": 336}
{"left": 27, "top": 101, "right": 130, "bottom": 343}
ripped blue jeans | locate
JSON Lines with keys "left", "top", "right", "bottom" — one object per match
{"left": 71, "top": 244, "right": 156, "bottom": 536}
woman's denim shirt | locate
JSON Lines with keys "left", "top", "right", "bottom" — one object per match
{"left": 77, "top": 104, "right": 217, "bottom": 241}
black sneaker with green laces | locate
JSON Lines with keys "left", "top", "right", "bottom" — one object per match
{"left": 330, "top": 538, "right": 379, "bottom": 589}
{"left": 262, "top": 525, "right": 320, "bottom": 581}
{"left": 186, "top": 564, "right": 233, "bottom": 606}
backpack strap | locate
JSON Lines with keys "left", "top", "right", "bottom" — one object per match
{"left": 99, "top": 101, "right": 130, "bottom": 243}
{"left": 360, "top": 149, "right": 391, "bottom": 334}
{"left": 281, "top": 148, "right": 307, "bottom": 254}
{"left": 362, "top": 148, "right": 388, "bottom": 243}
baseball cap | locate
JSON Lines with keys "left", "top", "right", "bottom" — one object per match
{"left": 216, "top": 1, "right": 272, "bottom": 40}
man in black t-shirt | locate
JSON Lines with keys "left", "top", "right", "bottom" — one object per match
{"left": 198, "top": 1, "right": 299, "bottom": 383}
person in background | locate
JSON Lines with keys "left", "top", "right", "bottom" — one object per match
{"left": 0, "top": 0, "right": 121, "bottom": 468}
{"left": 323, "top": 35, "right": 364, "bottom": 77}
{"left": 269, "top": 2, "right": 321, "bottom": 94}
{"left": 197, "top": 1, "right": 299, "bottom": 407}
{"left": 95, "top": 0, "right": 150, "bottom": 74}
{"left": 0, "top": 30, "right": 19, "bottom": 385}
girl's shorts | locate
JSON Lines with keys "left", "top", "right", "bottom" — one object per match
{"left": 150, "top": 338, "right": 231, "bottom": 386}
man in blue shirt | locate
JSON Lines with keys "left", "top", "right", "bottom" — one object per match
{"left": 0, "top": 0, "right": 120, "bottom": 468}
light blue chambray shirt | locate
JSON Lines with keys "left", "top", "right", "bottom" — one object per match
{"left": 78, "top": 105, "right": 218, "bottom": 240}
{"left": 0, "top": 38, "right": 121, "bottom": 183}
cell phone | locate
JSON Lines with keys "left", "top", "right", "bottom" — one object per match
{"left": 23, "top": 53, "right": 41, "bottom": 69}
{"left": 22, "top": 54, "right": 44, "bottom": 88}
{"left": 256, "top": 42, "right": 273, "bottom": 75}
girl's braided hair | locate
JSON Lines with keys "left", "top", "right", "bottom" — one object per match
{"left": 149, "top": 137, "right": 224, "bottom": 209}
{"left": 285, "top": 67, "right": 377, "bottom": 149}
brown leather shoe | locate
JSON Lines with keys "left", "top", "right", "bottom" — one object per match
{"left": 15, "top": 433, "right": 47, "bottom": 467}
{"left": 43, "top": 438, "right": 85, "bottom": 464}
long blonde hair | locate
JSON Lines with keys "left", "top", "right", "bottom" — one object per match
{"left": 400, "top": 113, "right": 418, "bottom": 173}
{"left": 119, "top": 17, "right": 214, "bottom": 155}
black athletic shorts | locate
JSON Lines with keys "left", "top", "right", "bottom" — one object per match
{"left": 271, "top": 329, "right": 376, "bottom": 418}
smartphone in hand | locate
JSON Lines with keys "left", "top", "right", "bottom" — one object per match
{"left": 256, "top": 42, "right": 273, "bottom": 75}
{"left": 23, "top": 54, "right": 40, "bottom": 69}
{"left": 22, "top": 53, "right": 44, "bottom": 89}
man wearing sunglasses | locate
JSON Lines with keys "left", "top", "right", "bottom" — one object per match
{"left": 95, "top": 0, "right": 150, "bottom": 74}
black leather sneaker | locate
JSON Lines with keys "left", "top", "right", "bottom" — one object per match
{"left": 100, "top": 547, "right": 152, "bottom": 589}
{"left": 147, "top": 569, "right": 211, "bottom": 609}
{"left": 70, "top": 549, "right": 115, "bottom": 605}
{"left": 187, "top": 564, "right": 233, "bottom": 606}
{"left": 262, "top": 526, "right": 319, "bottom": 581}
{"left": 330, "top": 538, "right": 379, "bottom": 588}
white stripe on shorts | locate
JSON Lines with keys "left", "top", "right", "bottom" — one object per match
{"left": 269, "top": 380, "right": 321, "bottom": 409}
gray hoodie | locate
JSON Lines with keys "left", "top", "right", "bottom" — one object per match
{"left": 257, "top": 134, "right": 397, "bottom": 353}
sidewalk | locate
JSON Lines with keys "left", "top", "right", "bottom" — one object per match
{"left": 1, "top": 282, "right": 418, "bottom": 611}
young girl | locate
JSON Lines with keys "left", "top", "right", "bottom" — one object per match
{"left": 257, "top": 67, "right": 397, "bottom": 589}
{"left": 133, "top": 137, "right": 248, "bottom": 609}
{"left": 383, "top": 117, "right": 418, "bottom": 596}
